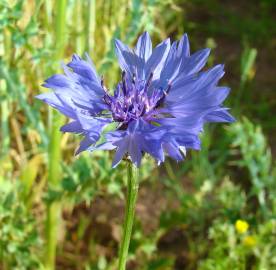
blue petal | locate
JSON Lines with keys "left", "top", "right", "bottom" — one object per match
{"left": 42, "top": 74, "right": 70, "bottom": 89}
{"left": 112, "top": 138, "right": 129, "bottom": 168}
{"left": 163, "top": 142, "right": 184, "bottom": 161}
{"left": 158, "top": 34, "right": 191, "bottom": 87}
{"left": 121, "top": 51, "right": 145, "bottom": 78}
{"left": 204, "top": 108, "right": 235, "bottom": 123}
{"left": 60, "top": 121, "right": 83, "bottom": 133}
{"left": 135, "top": 32, "right": 152, "bottom": 61}
{"left": 175, "top": 133, "right": 201, "bottom": 150}
{"left": 114, "top": 39, "right": 134, "bottom": 74}
{"left": 177, "top": 34, "right": 190, "bottom": 58}
{"left": 90, "top": 142, "right": 117, "bottom": 152}
{"left": 109, "top": 120, "right": 166, "bottom": 167}
{"left": 166, "top": 65, "right": 226, "bottom": 108}
{"left": 112, "top": 121, "right": 143, "bottom": 167}
{"left": 76, "top": 113, "right": 111, "bottom": 132}
{"left": 75, "top": 117, "right": 112, "bottom": 155}
{"left": 159, "top": 42, "right": 180, "bottom": 86}
{"left": 66, "top": 56, "right": 104, "bottom": 97}
{"left": 67, "top": 54, "right": 100, "bottom": 85}
{"left": 157, "top": 116, "right": 204, "bottom": 135}
{"left": 145, "top": 38, "right": 170, "bottom": 80}
{"left": 169, "top": 86, "right": 230, "bottom": 114}
{"left": 75, "top": 134, "right": 99, "bottom": 155}
{"left": 180, "top": 48, "right": 210, "bottom": 75}
{"left": 142, "top": 139, "right": 165, "bottom": 163}
{"left": 36, "top": 92, "right": 76, "bottom": 118}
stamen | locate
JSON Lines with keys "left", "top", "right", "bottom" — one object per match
{"left": 132, "top": 73, "right": 136, "bottom": 84}
{"left": 164, "top": 83, "right": 172, "bottom": 95}
{"left": 101, "top": 75, "right": 109, "bottom": 93}
{"left": 103, "top": 94, "right": 112, "bottom": 105}
{"left": 155, "top": 83, "right": 171, "bottom": 107}
{"left": 144, "top": 72, "right": 153, "bottom": 92}
{"left": 101, "top": 75, "right": 104, "bottom": 88}
{"left": 121, "top": 71, "right": 127, "bottom": 96}
{"left": 103, "top": 71, "right": 168, "bottom": 124}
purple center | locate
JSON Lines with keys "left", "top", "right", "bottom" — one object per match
{"left": 102, "top": 72, "right": 170, "bottom": 124}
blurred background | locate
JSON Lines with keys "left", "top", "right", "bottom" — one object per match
{"left": 0, "top": 0, "right": 276, "bottom": 269}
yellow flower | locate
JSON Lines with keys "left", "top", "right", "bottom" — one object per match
{"left": 243, "top": 235, "right": 256, "bottom": 247}
{"left": 235, "top": 219, "right": 249, "bottom": 234}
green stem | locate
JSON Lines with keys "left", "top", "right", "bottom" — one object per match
{"left": 86, "top": 0, "right": 96, "bottom": 53}
{"left": 118, "top": 163, "right": 139, "bottom": 270}
{"left": 45, "top": 113, "right": 63, "bottom": 270}
{"left": 45, "top": 202, "right": 61, "bottom": 270}
{"left": 45, "top": 1, "right": 67, "bottom": 269}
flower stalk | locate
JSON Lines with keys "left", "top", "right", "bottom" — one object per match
{"left": 37, "top": 30, "right": 235, "bottom": 268}
{"left": 118, "top": 163, "right": 139, "bottom": 270}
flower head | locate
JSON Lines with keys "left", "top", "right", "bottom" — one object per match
{"left": 243, "top": 235, "right": 256, "bottom": 247}
{"left": 37, "top": 32, "right": 234, "bottom": 167}
{"left": 235, "top": 219, "right": 249, "bottom": 234}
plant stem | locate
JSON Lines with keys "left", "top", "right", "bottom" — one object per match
{"left": 45, "top": 1, "right": 67, "bottom": 269}
{"left": 118, "top": 163, "right": 139, "bottom": 270}
{"left": 45, "top": 114, "right": 63, "bottom": 269}
{"left": 1, "top": 28, "right": 11, "bottom": 156}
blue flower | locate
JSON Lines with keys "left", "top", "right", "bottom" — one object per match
{"left": 37, "top": 32, "right": 235, "bottom": 167}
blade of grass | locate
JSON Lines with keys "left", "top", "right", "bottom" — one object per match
{"left": 45, "top": 0, "right": 67, "bottom": 269}
{"left": 85, "top": 0, "right": 96, "bottom": 54}
{"left": 1, "top": 28, "right": 11, "bottom": 156}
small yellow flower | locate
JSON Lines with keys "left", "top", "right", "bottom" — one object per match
{"left": 235, "top": 219, "right": 249, "bottom": 234}
{"left": 243, "top": 235, "right": 256, "bottom": 247}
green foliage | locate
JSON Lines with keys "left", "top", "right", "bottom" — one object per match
{"left": 0, "top": 181, "right": 42, "bottom": 270}
{"left": 199, "top": 219, "right": 276, "bottom": 270}
{"left": 228, "top": 117, "right": 275, "bottom": 216}
{"left": 216, "top": 179, "right": 246, "bottom": 220}
{"left": 45, "top": 152, "right": 155, "bottom": 206}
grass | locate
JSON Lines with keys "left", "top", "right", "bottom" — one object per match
{"left": 45, "top": 1, "right": 67, "bottom": 269}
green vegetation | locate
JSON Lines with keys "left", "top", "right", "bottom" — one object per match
{"left": 0, "top": 0, "right": 275, "bottom": 269}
